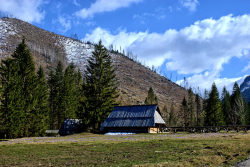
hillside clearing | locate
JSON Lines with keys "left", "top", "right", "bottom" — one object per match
{"left": 0, "top": 132, "right": 250, "bottom": 166}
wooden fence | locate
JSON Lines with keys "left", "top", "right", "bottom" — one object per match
{"left": 162, "top": 125, "right": 250, "bottom": 133}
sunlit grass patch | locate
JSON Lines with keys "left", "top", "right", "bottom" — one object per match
{"left": 0, "top": 131, "right": 249, "bottom": 166}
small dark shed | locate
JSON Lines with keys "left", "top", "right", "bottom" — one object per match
{"left": 101, "top": 105, "right": 166, "bottom": 133}
{"left": 59, "top": 119, "right": 82, "bottom": 136}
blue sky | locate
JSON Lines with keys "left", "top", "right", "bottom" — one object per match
{"left": 0, "top": 0, "right": 249, "bottom": 95}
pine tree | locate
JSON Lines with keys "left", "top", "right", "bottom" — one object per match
{"left": 221, "top": 86, "right": 231, "bottom": 125}
{"left": 205, "top": 83, "right": 224, "bottom": 126}
{"left": 144, "top": 87, "right": 158, "bottom": 105}
{"left": 188, "top": 88, "right": 195, "bottom": 126}
{"left": 81, "top": 40, "right": 119, "bottom": 132}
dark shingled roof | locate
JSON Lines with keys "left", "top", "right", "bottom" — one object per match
{"left": 101, "top": 105, "right": 165, "bottom": 129}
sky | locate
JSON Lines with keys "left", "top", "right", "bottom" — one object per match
{"left": 0, "top": 0, "right": 249, "bottom": 96}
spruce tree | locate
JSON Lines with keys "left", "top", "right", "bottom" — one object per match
{"left": 221, "top": 86, "right": 231, "bottom": 125}
{"left": 162, "top": 106, "right": 168, "bottom": 125}
{"left": 188, "top": 88, "right": 195, "bottom": 126}
{"left": 32, "top": 66, "right": 49, "bottom": 136}
{"left": 81, "top": 40, "right": 119, "bottom": 132}
{"left": 54, "top": 61, "right": 65, "bottom": 129}
{"left": 47, "top": 69, "right": 56, "bottom": 129}
{"left": 63, "top": 62, "right": 78, "bottom": 119}
{"left": 75, "top": 68, "right": 82, "bottom": 99}
{"left": 247, "top": 101, "right": 250, "bottom": 125}
{"left": 144, "top": 87, "right": 158, "bottom": 105}
{"left": 0, "top": 38, "right": 41, "bottom": 137}
{"left": 243, "top": 98, "right": 248, "bottom": 125}
{"left": 195, "top": 93, "right": 201, "bottom": 126}
{"left": 180, "top": 96, "right": 188, "bottom": 127}
{"left": 169, "top": 102, "right": 176, "bottom": 127}
{"left": 231, "top": 82, "right": 241, "bottom": 104}
{"left": 0, "top": 58, "right": 24, "bottom": 138}
{"left": 231, "top": 82, "right": 244, "bottom": 125}
{"left": 205, "top": 83, "right": 224, "bottom": 126}
{"left": 203, "top": 89, "right": 209, "bottom": 124}
{"left": 11, "top": 38, "right": 38, "bottom": 137}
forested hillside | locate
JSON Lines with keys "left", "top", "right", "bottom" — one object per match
{"left": 0, "top": 17, "right": 195, "bottom": 114}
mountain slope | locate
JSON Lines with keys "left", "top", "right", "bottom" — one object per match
{"left": 240, "top": 75, "right": 250, "bottom": 102}
{"left": 0, "top": 17, "right": 200, "bottom": 115}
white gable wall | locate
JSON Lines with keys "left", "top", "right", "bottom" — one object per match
{"left": 154, "top": 110, "right": 165, "bottom": 124}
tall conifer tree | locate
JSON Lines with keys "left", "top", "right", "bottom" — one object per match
{"left": 221, "top": 86, "right": 231, "bottom": 125}
{"left": 243, "top": 98, "right": 248, "bottom": 125}
{"left": 32, "top": 66, "right": 49, "bottom": 136}
{"left": 54, "top": 61, "right": 65, "bottom": 129}
{"left": 0, "top": 58, "right": 24, "bottom": 138}
{"left": 247, "top": 101, "right": 250, "bottom": 125}
{"left": 180, "top": 96, "right": 188, "bottom": 127}
{"left": 188, "top": 88, "right": 195, "bottom": 126}
{"left": 144, "top": 87, "right": 158, "bottom": 105}
{"left": 81, "top": 40, "right": 119, "bottom": 131}
{"left": 11, "top": 38, "right": 38, "bottom": 136}
{"left": 169, "top": 102, "right": 176, "bottom": 126}
{"left": 195, "top": 93, "right": 201, "bottom": 126}
{"left": 205, "top": 83, "right": 224, "bottom": 126}
{"left": 230, "top": 82, "right": 244, "bottom": 125}
{"left": 47, "top": 69, "right": 56, "bottom": 129}
{"left": 0, "top": 38, "right": 42, "bottom": 138}
{"left": 63, "top": 62, "right": 78, "bottom": 118}
{"left": 162, "top": 106, "right": 168, "bottom": 125}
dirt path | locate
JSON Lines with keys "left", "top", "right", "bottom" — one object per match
{"left": 234, "top": 156, "right": 250, "bottom": 167}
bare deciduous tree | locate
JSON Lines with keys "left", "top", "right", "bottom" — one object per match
{"left": 230, "top": 97, "right": 245, "bottom": 125}
{"left": 109, "top": 44, "right": 113, "bottom": 51}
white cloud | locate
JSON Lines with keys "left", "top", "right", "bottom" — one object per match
{"left": 51, "top": 2, "right": 62, "bottom": 13}
{"left": 53, "top": 15, "right": 72, "bottom": 33}
{"left": 179, "top": 0, "right": 199, "bottom": 12}
{"left": 73, "top": 0, "right": 81, "bottom": 7}
{"left": 0, "top": 0, "right": 46, "bottom": 23}
{"left": 83, "top": 14, "right": 250, "bottom": 94}
{"left": 84, "top": 14, "right": 250, "bottom": 72}
{"left": 168, "top": 6, "right": 173, "bottom": 12}
{"left": 177, "top": 70, "right": 247, "bottom": 96}
{"left": 242, "top": 62, "right": 250, "bottom": 72}
{"left": 85, "top": 21, "right": 96, "bottom": 26}
{"left": 84, "top": 27, "right": 148, "bottom": 51}
{"left": 133, "top": 7, "right": 166, "bottom": 22}
{"left": 75, "top": 0, "right": 142, "bottom": 19}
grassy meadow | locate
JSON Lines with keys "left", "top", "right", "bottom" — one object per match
{"left": 0, "top": 132, "right": 250, "bottom": 166}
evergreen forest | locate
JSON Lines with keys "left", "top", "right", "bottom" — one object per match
{"left": 166, "top": 82, "right": 250, "bottom": 127}
{"left": 0, "top": 39, "right": 119, "bottom": 139}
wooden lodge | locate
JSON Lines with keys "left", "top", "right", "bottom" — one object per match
{"left": 101, "top": 105, "right": 166, "bottom": 133}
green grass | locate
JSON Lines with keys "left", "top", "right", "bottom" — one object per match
{"left": 0, "top": 132, "right": 250, "bottom": 166}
